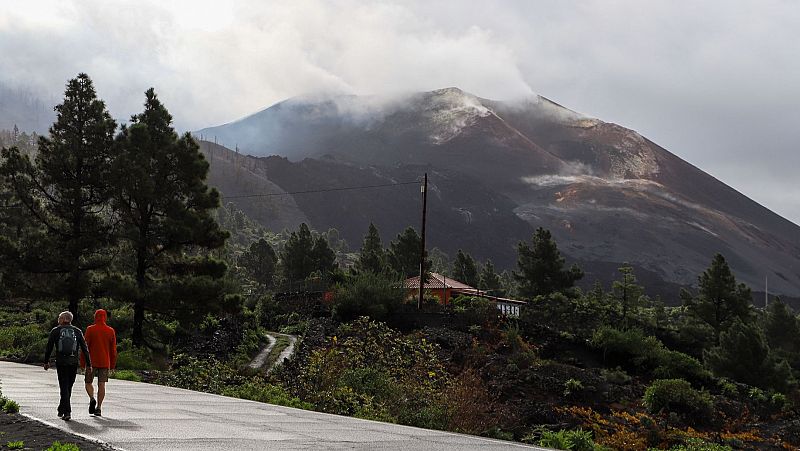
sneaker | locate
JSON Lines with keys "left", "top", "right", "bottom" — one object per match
{"left": 58, "top": 412, "right": 64, "bottom": 418}
{"left": 62, "top": 414, "right": 71, "bottom": 421}
{"left": 94, "top": 408, "right": 101, "bottom": 417}
{"left": 89, "top": 398, "right": 96, "bottom": 415}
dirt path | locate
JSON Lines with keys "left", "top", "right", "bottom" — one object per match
{"left": 247, "top": 334, "right": 276, "bottom": 369}
{"left": 269, "top": 334, "right": 297, "bottom": 371}
{"left": 247, "top": 332, "right": 297, "bottom": 371}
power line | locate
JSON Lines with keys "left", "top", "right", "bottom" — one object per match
{"left": 221, "top": 180, "right": 420, "bottom": 200}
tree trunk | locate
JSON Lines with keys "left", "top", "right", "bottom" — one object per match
{"left": 132, "top": 242, "right": 148, "bottom": 347}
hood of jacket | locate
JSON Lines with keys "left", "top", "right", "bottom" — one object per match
{"left": 94, "top": 309, "right": 108, "bottom": 325}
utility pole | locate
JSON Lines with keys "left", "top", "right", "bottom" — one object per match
{"left": 418, "top": 173, "right": 428, "bottom": 309}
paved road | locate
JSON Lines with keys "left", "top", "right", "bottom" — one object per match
{"left": 0, "top": 361, "right": 545, "bottom": 450}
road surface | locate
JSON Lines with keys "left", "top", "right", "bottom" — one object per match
{"left": 0, "top": 361, "right": 546, "bottom": 450}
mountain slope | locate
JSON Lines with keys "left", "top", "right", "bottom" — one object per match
{"left": 198, "top": 88, "right": 800, "bottom": 298}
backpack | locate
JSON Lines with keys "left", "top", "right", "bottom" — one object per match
{"left": 57, "top": 327, "right": 78, "bottom": 358}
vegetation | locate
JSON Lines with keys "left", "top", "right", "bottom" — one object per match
{"left": 4, "top": 74, "right": 800, "bottom": 448}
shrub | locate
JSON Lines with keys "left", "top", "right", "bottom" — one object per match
{"left": 3, "top": 399, "right": 19, "bottom": 413}
{"left": 452, "top": 296, "right": 499, "bottom": 327}
{"left": 601, "top": 367, "right": 632, "bottom": 385}
{"left": 222, "top": 381, "right": 313, "bottom": 410}
{"left": 656, "top": 437, "right": 732, "bottom": 451}
{"left": 46, "top": 442, "right": 81, "bottom": 451}
{"left": 0, "top": 324, "right": 48, "bottom": 362}
{"left": 114, "top": 338, "right": 155, "bottom": 371}
{"left": 484, "top": 426, "right": 514, "bottom": 441}
{"left": 154, "top": 354, "right": 242, "bottom": 394}
{"left": 653, "top": 350, "right": 710, "bottom": 384}
{"left": 112, "top": 370, "right": 143, "bottom": 382}
{"left": 593, "top": 327, "right": 709, "bottom": 383}
{"left": 643, "top": 379, "right": 712, "bottom": 424}
{"left": 6, "top": 441, "right": 24, "bottom": 450}
{"left": 532, "top": 428, "right": 606, "bottom": 451}
{"left": 718, "top": 379, "right": 738, "bottom": 398}
{"left": 748, "top": 387, "right": 767, "bottom": 403}
{"left": 564, "top": 378, "right": 584, "bottom": 397}
{"left": 592, "top": 327, "right": 662, "bottom": 370}
{"left": 771, "top": 392, "right": 789, "bottom": 411}
{"left": 332, "top": 272, "right": 404, "bottom": 322}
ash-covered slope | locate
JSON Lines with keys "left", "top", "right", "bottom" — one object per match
{"left": 198, "top": 88, "right": 800, "bottom": 298}
{"left": 202, "top": 141, "right": 533, "bottom": 268}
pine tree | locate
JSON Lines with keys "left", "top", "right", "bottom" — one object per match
{"left": 612, "top": 264, "right": 646, "bottom": 328}
{"left": 763, "top": 298, "right": 800, "bottom": 355}
{"left": 239, "top": 238, "right": 277, "bottom": 288}
{"left": 513, "top": 227, "right": 583, "bottom": 298}
{"left": 355, "top": 223, "right": 386, "bottom": 274}
{"left": 478, "top": 259, "right": 501, "bottom": 291}
{"left": 684, "top": 253, "right": 752, "bottom": 344}
{"left": 280, "top": 223, "right": 337, "bottom": 281}
{"left": 452, "top": 249, "right": 479, "bottom": 287}
{"left": 0, "top": 74, "right": 117, "bottom": 318}
{"left": 704, "top": 319, "right": 792, "bottom": 391}
{"left": 112, "top": 88, "right": 227, "bottom": 346}
{"left": 387, "top": 226, "right": 430, "bottom": 279}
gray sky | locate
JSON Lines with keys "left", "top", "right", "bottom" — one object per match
{"left": 1, "top": 0, "right": 798, "bottom": 224}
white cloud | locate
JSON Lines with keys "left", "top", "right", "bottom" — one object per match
{"left": 0, "top": 0, "right": 798, "bottom": 223}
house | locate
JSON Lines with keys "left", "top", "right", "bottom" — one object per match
{"left": 402, "top": 272, "right": 526, "bottom": 317}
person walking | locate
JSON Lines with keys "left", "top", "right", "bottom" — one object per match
{"left": 81, "top": 309, "right": 117, "bottom": 417}
{"left": 44, "top": 311, "right": 91, "bottom": 421}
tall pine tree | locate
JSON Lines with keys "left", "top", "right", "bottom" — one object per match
{"left": 612, "top": 264, "right": 646, "bottom": 328}
{"left": 513, "top": 227, "right": 583, "bottom": 298}
{"left": 0, "top": 74, "right": 117, "bottom": 318}
{"left": 113, "top": 88, "right": 227, "bottom": 346}
{"left": 387, "top": 226, "right": 430, "bottom": 279}
{"left": 452, "top": 249, "right": 479, "bottom": 287}
{"left": 280, "top": 223, "right": 336, "bottom": 281}
{"left": 683, "top": 253, "right": 752, "bottom": 344}
{"left": 478, "top": 259, "right": 502, "bottom": 291}
{"left": 355, "top": 223, "right": 386, "bottom": 274}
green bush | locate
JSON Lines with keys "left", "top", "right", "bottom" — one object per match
{"left": 154, "top": 354, "right": 242, "bottom": 394}
{"left": 592, "top": 327, "right": 709, "bottom": 383}
{"left": 564, "top": 378, "right": 584, "bottom": 397}
{"left": 531, "top": 428, "right": 606, "bottom": 451}
{"left": 111, "top": 370, "right": 142, "bottom": 382}
{"left": 770, "top": 392, "right": 789, "bottom": 411}
{"left": 652, "top": 350, "right": 710, "bottom": 383}
{"left": 0, "top": 324, "right": 48, "bottom": 362}
{"left": 718, "top": 379, "right": 738, "bottom": 397}
{"left": 222, "top": 381, "right": 313, "bottom": 410}
{"left": 46, "top": 442, "right": 81, "bottom": 451}
{"left": 332, "top": 272, "right": 404, "bottom": 322}
{"left": 748, "top": 387, "right": 767, "bottom": 402}
{"left": 643, "top": 379, "right": 713, "bottom": 424}
{"left": 2, "top": 399, "right": 19, "bottom": 413}
{"left": 592, "top": 327, "right": 662, "bottom": 369}
{"left": 653, "top": 437, "right": 732, "bottom": 451}
{"left": 6, "top": 441, "right": 24, "bottom": 450}
{"left": 452, "top": 296, "right": 499, "bottom": 327}
{"left": 115, "top": 338, "right": 154, "bottom": 371}
{"left": 600, "top": 367, "right": 632, "bottom": 385}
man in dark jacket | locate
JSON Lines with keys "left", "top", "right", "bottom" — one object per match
{"left": 44, "top": 311, "right": 91, "bottom": 421}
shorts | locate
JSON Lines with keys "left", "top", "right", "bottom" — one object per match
{"left": 84, "top": 367, "right": 110, "bottom": 383}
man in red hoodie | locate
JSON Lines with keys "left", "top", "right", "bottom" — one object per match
{"left": 81, "top": 309, "right": 117, "bottom": 417}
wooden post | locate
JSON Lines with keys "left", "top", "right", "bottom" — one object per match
{"left": 418, "top": 173, "right": 428, "bottom": 310}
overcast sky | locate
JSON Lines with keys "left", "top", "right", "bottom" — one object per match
{"left": 1, "top": 0, "right": 798, "bottom": 224}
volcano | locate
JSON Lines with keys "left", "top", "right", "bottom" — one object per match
{"left": 197, "top": 88, "right": 800, "bottom": 301}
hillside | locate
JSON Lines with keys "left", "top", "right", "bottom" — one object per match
{"left": 198, "top": 88, "right": 800, "bottom": 298}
